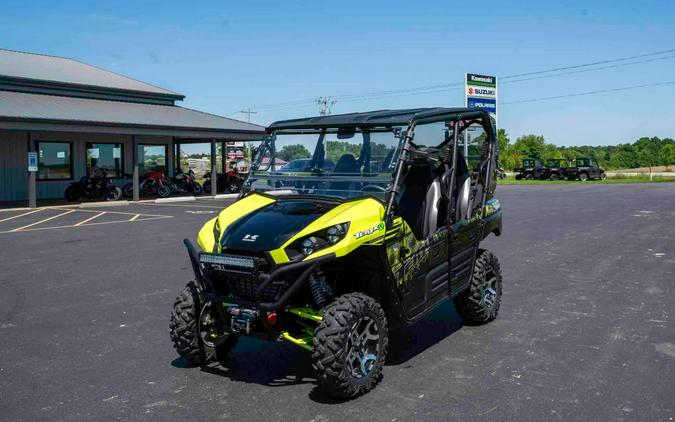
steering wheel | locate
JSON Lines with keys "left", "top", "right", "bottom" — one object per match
{"left": 361, "top": 185, "right": 387, "bottom": 193}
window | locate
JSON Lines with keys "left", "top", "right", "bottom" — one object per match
{"left": 36, "top": 141, "right": 72, "bottom": 180}
{"left": 138, "top": 145, "right": 167, "bottom": 174}
{"left": 86, "top": 143, "right": 124, "bottom": 178}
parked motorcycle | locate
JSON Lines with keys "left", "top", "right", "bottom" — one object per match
{"left": 64, "top": 169, "right": 122, "bottom": 202}
{"left": 122, "top": 171, "right": 174, "bottom": 198}
{"left": 203, "top": 169, "right": 244, "bottom": 194}
{"left": 172, "top": 168, "right": 203, "bottom": 195}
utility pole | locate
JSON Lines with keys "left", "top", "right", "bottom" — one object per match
{"left": 238, "top": 107, "right": 257, "bottom": 122}
{"left": 315, "top": 96, "right": 336, "bottom": 116}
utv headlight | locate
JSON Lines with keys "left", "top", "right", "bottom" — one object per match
{"left": 286, "top": 223, "right": 350, "bottom": 259}
{"left": 302, "top": 237, "right": 318, "bottom": 255}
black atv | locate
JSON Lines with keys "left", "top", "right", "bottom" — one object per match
{"left": 543, "top": 159, "right": 568, "bottom": 181}
{"left": 513, "top": 158, "right": 545, "bottom": 180}
{"left": 566, "top": 157, "right": 607, "bottom": 181}
{"left": 170, "top": 108, "right": 504, "bottom": 399}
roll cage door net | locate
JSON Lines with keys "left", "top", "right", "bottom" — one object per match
{"left": 386, "top": 115, "right": 496, "bottom": 228}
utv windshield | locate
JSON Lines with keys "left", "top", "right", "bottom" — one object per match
{"left": 243, "top": 127, "right": 404, "bottom": 200}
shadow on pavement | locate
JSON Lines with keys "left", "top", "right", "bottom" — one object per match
{"left": 170, "top": 300, "right": 464, "bottom": 403}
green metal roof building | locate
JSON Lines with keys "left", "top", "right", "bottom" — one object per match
{"left": 0, "top": 48, "right": 265, "bottom": 205}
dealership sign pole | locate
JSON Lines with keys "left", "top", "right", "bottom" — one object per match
{"left": 465, "top": 73, "right": 497, "bottom": 159}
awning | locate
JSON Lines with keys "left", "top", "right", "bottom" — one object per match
{"left": 0, "top": 90, "right": 265, "bottom": 139}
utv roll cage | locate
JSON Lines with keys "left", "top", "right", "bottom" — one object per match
{"left": 259, "top": 107, "right": 497, "bottom": 226}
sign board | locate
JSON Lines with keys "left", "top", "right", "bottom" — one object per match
{"left": 465, "top": 73, "right": 497, "bottom": 121}
{"left": 28, "top": 152, "right": 38, "bottom": 172}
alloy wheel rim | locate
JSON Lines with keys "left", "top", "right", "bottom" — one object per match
{"left": 346, "top": 316, "right": 380, "bottom": 379}
{"left": 480, "top": 263, "right": 498, "bottom": 309}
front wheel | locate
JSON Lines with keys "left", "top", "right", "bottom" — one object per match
{"left": 157, "top": 184, "right": 171, "bottom": 197}
{"left": 192, "top": 183, "right": 203, "bottom": 195}
{"left": 600, "top": 173, "right": 607, "bottom": 181}
{"left": 312, "top": 293, "right": 388, "bottom": 399}
{"left": 525, "top": 174, "right": 533, "bottom": 180}
{"left": 550, "top": 174, "right": 559, "bottom": 181}
{"left": 106, "top": 186, "right": 122, "bottom": 201}
{"left": 122, "top": 183, "right": 133, "bottom": 198}
{"left": 227, "top": 180, "right": 241, "bottom": 193}
{"left": 169, "top": 281, "right": 238, "bottom": 366}
{"left": 579, "top": 173, "right": 589, "bottom": 182}
{"left": 454, "top": 249, "right": 503, "bottom": 324}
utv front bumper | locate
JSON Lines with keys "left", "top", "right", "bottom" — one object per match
{"left": 184, "top": 239, "right": 334, "bottom": 311}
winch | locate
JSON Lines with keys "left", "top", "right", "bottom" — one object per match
{"left": 226, "top": 305, "right": 258, "bottom": 334}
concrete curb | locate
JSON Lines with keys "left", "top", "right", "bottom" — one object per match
{"left": 155, "top": 196, "right": 196, "bottom": 204}
{"left": 213, "top": 194, "right": 239, "bottom": 199}
{"left": 80, "top": 200, "right": 129, "bottom": 208}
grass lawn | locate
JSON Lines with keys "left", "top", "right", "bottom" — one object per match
{"left": 497, "top": 175, "right": 675, "bottom": 185}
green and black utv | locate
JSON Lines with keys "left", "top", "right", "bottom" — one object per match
{"left": 170, "top": 108, "right": 504, "bottom": 398}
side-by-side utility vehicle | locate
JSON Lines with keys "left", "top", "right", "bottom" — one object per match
{"left": 170, "top": 108, "right": 504, "bottom": 398}
{"left": 514, "top": 158, "right": 545, "bottom": 180}
{"left": 566, "top": 157, "right": 607, "bottom": 181}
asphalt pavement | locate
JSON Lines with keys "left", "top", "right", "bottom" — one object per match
{"left": 1, "top": 186, "right": 674, "bottom": 421}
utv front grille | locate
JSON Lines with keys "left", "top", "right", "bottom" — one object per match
{"left": 200, "top": 252, "right": 280, "bottom": 303}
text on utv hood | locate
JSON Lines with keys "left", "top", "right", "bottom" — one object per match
{"left": 220, "top": 199, "right": 340, "bottom": 253}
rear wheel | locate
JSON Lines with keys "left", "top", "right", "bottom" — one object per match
{"left": 64, "top": 186, "right": 79, "bottom": 202}
{"left": 579, "top": 173, "right": 589, "bottom": 182}
{"left": 227, "top": 179, "right": 241, "bottom": 193}
{"left": 550, "top": 173, "right": 559, "bottom": 181}
{"left": 600, "top": 173, "right": 607, "bottom": 180}
{"left": 312, "top": 293, "right": 388, "bottom": 399}
{"left": 454, "top": 249, "right": 503, "bottom": 324}
{"left": 169, "top": 281, "right": 237, "bottom": 366}
{"left": 525, "top": 174, "right": 533, "bottom": 180}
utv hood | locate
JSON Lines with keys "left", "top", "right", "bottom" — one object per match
{"left": 220, "top": 199, "right": 340, "bottom": 253}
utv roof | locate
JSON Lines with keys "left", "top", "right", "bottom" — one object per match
{"left": 268, "top": 107, "right": 492, "bottom": 131}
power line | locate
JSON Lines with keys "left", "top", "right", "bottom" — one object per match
{"left": 238, "top": 107, "right": 258, "bottom": 122}
{"left": 500, "top": 48, "right": 675, "bottom": 80}
{"left": 233, "top": 47, "right": 675, "bottom": 113}
{"left": 502, "top": 80, "right": 675, "bottom": 105}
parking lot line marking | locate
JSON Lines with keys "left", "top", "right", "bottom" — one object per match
{"left": 74, "top": 211, "right": 106, "bottom": 226}
{"left": 0, "top": 208, "right": 44, "bottom": 223}
{"left": 10, "top": 209, "right": 76, "bottom": 232}
{"left": 129, "top": 213, "right": 140, "bottom": 221}
{"left": 138, "top": 202, "right": 226, "bottom": 209}
{"left": 48, "top": 207, "right": 169, "bottom": 218}
{"left": 0, "top": 214, "right": 173, "bottom": 234}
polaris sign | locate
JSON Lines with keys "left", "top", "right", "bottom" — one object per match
{"left": 465, "top": 73, "right": 497, "bottom": 121}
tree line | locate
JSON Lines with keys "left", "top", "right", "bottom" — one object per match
{"left": 497, "top": 129, "right": 675, "bottom": 170}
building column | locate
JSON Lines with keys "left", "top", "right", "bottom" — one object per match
{"left": 175, "top": 140, "right": 181, "bottom": 172}
{"left": 210, "top": 139, "right": 217, "bottom": 196}
{"left": 221, "top": 141, "right": 226, "bottom": 173}
{"left": 167, "top": 138, "right": 175, "bottom": 177}
{"left": 132, "top": 135, "right": 140, "bottom": 202}
{"left": 27, "top": 131, "right": 36, "bottom": 208}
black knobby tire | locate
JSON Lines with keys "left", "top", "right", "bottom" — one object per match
{"left": 312, "top": 293, "right": 388, "bottom": 399}
{"left": 169, "top": 281, "right": 237, "bottom": 366}
{"left": 454, "top": 249, "right": 503, "bottom": 324}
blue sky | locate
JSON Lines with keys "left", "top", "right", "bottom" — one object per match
{"left": 2, "top": 0, "right": 675, "bottom": 149}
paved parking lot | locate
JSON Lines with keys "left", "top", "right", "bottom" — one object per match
{"left": 1, "top": 187, "right": 674, "bottom": 421}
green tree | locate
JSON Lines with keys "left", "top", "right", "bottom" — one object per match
{"left": 497, "top": 128, "right": 510, "bottom": 153}
{"left": 513, "top": 134, "right": 546, "bottom": 159}
{"left": 278, "top": 144, "right": 310, "bottom": 161}
{"left": 326, "top": 141, "right": 361, "bottom": 163}
{"left": 660, "top": 144, "right": 675, "bottom": 171}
